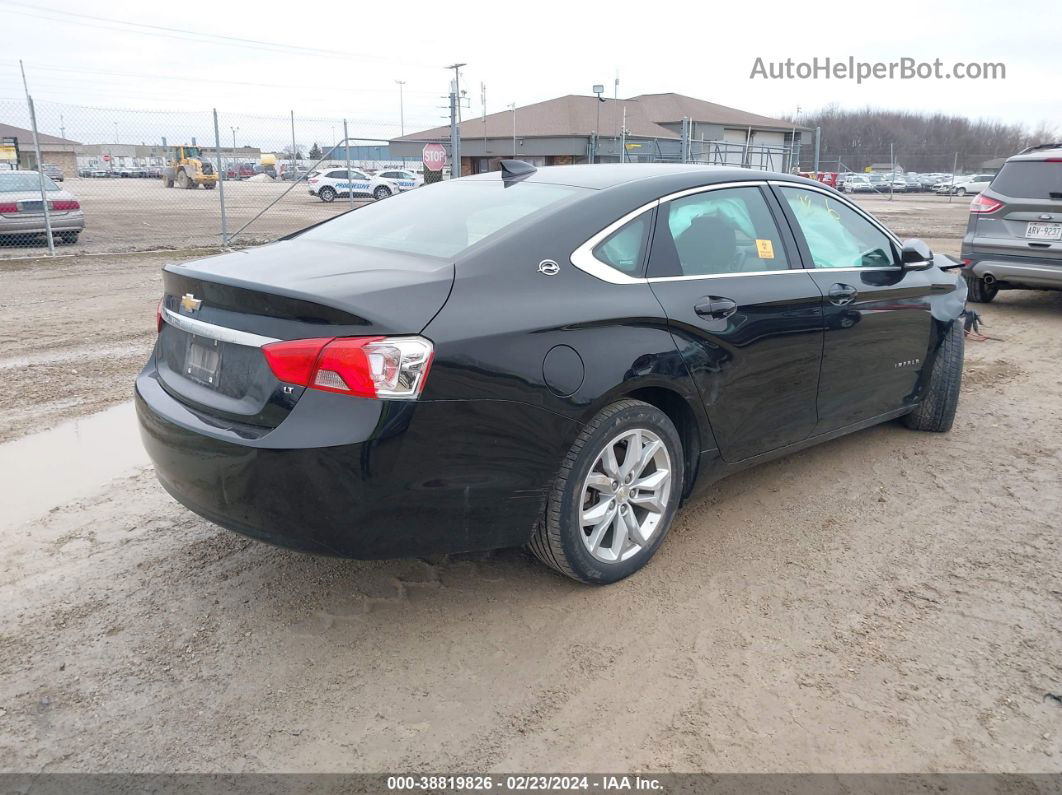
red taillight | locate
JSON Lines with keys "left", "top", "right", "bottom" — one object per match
{"left": 262, "top": 336, "right": 433, "bottom": 400}
{"left": 960, "top": 258, "right": 973, "bottom": 267}
{"left": 0, "top": 202, "right": 17, "bottom": 214}
{"left": 52, "top": 200, "right": 80, "bottom": 211}
{"left": 156, "top": 298, "right": 164, "bottom": 333}
{"left": 969, "top": 194, "right": 1003, "bottom": 214}
{"left": 308, "top": 178, "right": 318, "bottom": 184}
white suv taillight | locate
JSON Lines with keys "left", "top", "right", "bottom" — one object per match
{"left": 262, "top": 336, "right": 434, "bottom": 399}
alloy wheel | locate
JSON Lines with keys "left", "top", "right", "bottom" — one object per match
{"left": 579, "top": 428, "right": 672, "bottom": 563}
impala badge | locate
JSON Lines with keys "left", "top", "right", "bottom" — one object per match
{"left": 538, "top": 259, "right": 560, "bottom": 276}
{"left": 180, "top": 293, "right": 202, "bottom": 312}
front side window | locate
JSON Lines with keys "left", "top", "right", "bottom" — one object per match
{"left": 778, "top": 187, "right": 896, "bottom": 269}
{"left": 648, "top": 186, "right": 789, "bottom": 277}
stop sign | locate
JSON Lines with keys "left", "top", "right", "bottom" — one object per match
{"left": 422, "top": 143, "right": 447, "bottom": 171}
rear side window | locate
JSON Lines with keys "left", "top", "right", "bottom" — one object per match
{"left": 648, "top": 186, "right": 789, "bottom": 277}
{"left": 593, "top": 212, "right": 650, "bottom": 274}
{"left": 990, "top": 161, "right": 1062, "bottom": 199}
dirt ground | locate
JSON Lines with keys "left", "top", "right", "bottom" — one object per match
{"left": 0, "top": 199, "right": 1060, "bottom": 773}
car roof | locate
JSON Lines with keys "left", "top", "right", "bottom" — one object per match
{"left": 460, "top": 163, "right": 821, "bottom": 192}
{"left": 1008, "top": 145, "right": 1062, "bottom": 162}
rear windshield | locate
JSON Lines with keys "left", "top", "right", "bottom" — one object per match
{"left": 300, "top": 180, "right": 586, "bottom": 258}
{"left": 990, "top": 161, "right": 1062, "bottom": 199}
{"left": 0, "top": 173, "right": 60, "bottom": 192}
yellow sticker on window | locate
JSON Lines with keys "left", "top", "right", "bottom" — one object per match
{"left": 756, "top": 239, "right": 775, "bottom": 259}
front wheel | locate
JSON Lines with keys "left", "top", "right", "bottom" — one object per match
{"left": 373, "top": 185, "right": 392, "bottom": 200}
{"left": 529, "top": 399, "right": 684, "bottom": 584}
{"left": 903, "top": 321, "right": 964, "bottom": 433}
{"left": 318, "top": 186, "right": 336, "bottom": 203}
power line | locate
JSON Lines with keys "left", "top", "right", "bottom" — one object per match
{"left": 0, "top": 0, "right": 435, "bottom": 67}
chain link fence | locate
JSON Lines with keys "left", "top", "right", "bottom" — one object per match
{"left": 1, "top": 97, "right": 414, "bottom": 257}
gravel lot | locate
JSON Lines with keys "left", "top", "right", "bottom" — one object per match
{"left": 0, "top": 197, "right": 1060, "bottom": 773}
{"left": 0, "top": 177, "right": 371, "bottom": 258}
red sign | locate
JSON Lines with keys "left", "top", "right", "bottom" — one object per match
{"left": 103, "top": 154, "right": 111, "bottom": 161}
{"left": 422, "top": 143, "right": 447, "bottom": 171}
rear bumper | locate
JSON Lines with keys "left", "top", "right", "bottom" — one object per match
{"left": 136, "top": 361, "right": 579, "bottom": 558}
{"left": 965, "top": 254, "right": 1062, "bottom": 289}
{"left": 0, "top": 212, "right": 84, "bottom": 235}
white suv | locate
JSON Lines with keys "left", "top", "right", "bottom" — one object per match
{"left": 307, "top": 168, "right": 398, "bottom": 202}
{"left": 375, "top": 169, "right": 422, "bottom": 192}
{"left": 938, "top": 174, "right": 994, "bottom": 197}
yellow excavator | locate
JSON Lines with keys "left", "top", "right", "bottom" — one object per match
{"left": 162, "top": 145, "right": 217, "bottom": 189}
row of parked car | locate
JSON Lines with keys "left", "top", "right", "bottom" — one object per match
{"left": 840, "top": 172, "right": 994, "bottom": 196}
{"left": 306, "top": 167, "right": 423, "bottom": 202}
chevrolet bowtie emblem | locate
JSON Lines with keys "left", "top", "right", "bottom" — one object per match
{"left": 180, "top": 293, "right": 202, "bottom": 312}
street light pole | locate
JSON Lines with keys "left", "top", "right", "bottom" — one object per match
{"left": 592, "top": 84, "right": 604, "bottom": 163}
{"left": 509, "top": 103, "right": 516, "bottom": 157}
{"left": 445, "top": 63, "right": 466, "bottom": 177}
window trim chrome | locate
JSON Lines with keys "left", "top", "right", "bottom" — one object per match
{"left": 162, "top": 307, "right": 279, "bottom": 348}
{"left": 569, "top": 178, "right": 909, "bottom": 285}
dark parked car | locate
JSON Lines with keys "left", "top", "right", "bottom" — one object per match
{"left": 136, "top": 163, "right": 967, "bottom": 583}
{"left": 960, "top": 144, "right": 1062, "bottom": 302}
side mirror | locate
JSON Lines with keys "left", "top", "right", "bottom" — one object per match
{"left": 900, "top": 238, "right": 934, "bottom": 271}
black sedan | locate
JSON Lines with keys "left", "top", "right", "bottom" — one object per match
{"left": 136, "top": 162, "right": 967, "bottom": 584}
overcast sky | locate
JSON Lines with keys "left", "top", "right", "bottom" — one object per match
{"left": 1, "top": 0, "right": 1059, "bottom": 148}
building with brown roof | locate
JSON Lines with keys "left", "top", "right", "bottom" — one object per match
{"left": 390, "top": 92, "right": 810, "bottom": 175}
{"left": 0, "top": 123, "right": 80, "bottom": 176}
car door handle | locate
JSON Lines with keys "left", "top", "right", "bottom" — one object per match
{"left": 694, "top": 296, "right": 738, "bottom": 319}
{"left": 828, "top": 283, "right": 858, "bottom": 306}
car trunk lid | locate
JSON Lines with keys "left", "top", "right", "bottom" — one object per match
{"left": 156, "top": 239, "right": 453, "bottom": 428}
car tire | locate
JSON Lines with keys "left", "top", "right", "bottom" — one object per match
{"left": 373, "top": 186, "right": 392, "bottom": 200}
{"left": 164, "top": 178, "right": 174, "bottom": 188}
{"left": 319, "top": 186, "right": 336, "bottom": 203}
{"left": 903, "top": 321, "right": 964, "bottom": 433}
{"left": 59, "top": 232, "right": 79, "bottom": 244}
{"left": 528, "top": 399, "right": 684, "bottom": 584}
{"left": 964, "top": 272, "right": 998, "bottom": 303}
{"left": 204, "top": 182, "right": 216, "bottom": 190}
{"left": 956, "top": 187, "right": 967, "bottom": 197}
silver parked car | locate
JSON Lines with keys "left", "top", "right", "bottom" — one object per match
{"left": 961, "top": 144, "right": 1062, "bottom": 301}
{"left": 0, "top": 170, "right": 85, "bottom": 244}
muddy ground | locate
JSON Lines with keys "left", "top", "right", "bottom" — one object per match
{"left": 0, "top": 197, "right": 1060, "bottom": 773}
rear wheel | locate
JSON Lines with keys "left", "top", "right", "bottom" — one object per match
{"left": 903, "top": 321, "right": 964, "bottom": 433}
{"left": 373, "top": 185, "right": 392, "bottom": 200}
{"left": 204, "top": 182, "right": 216, "bottom": 190}
{"left": 318, "top": 186, "right": 336, "bottom": 203}
{"left": 964, "top": 272, "right": 998, "bottom": 303}
{"left": 163, "top": 177, "right": 175, "bottom": 188}
{"left": 59, "top": 232, "right": 79, "bottom": 244}
{"left": 956, "top": 187, "right": 967, "bottom": 197}
{"left": 177, "top": 170, "right": 192, "bottom": 189}
{"left": 529, "top": 399, "right": 684, "bottom": 584}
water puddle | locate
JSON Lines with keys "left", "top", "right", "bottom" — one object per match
{"left": 0, "top": 342, "right": 148, "bottom": 370}
{"left": 0, "top": 402, "right": 148, "bottom": 531}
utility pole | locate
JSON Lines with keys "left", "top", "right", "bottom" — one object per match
{"left": 114, "top": 121, "right": 119, "bottom": 144}
{"left": 59, "top": 113, "right": 65, "bottom": 140}
{"left": 445, "top": 63, "right": 465, "bottom": 178}
{"left": 613, "top": 71, "right": 619, "bottom": 160}
{"left": 889, "top": 142, "right": 895, "bottom": 201}
{"left": 395, "top": 80, "right": 406, "bottom": 136}
{"left": 619, "top": 106, "right": 627, "bottom": 163}
{"left": 814, "top": 126, "right": 821, "bottom": 174}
